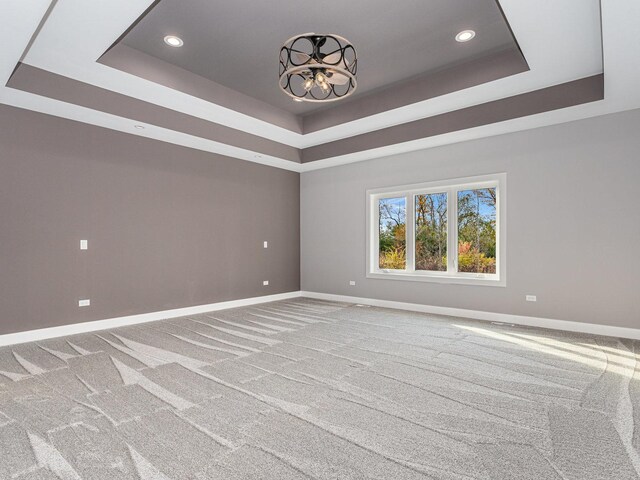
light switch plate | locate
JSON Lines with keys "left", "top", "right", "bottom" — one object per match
{"left": 78, "top": 299, "right": 90, "bottom": 307}
{"left": 263, "top": 280, "right": 269, "bottom": 286}
{"left": 263, "top": 241, "right": 268, "bottom": 248}
{"left": 526, "top": 295, "right": 537, "bottom": 302}
{"left": 349, "top": 280, "right": 356, "bottom": 286}
{"left": 80, "top": 240, "right": 88, "bottom": 250}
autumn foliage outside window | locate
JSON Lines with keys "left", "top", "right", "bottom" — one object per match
{"left": 457, "top": 188, "right": 496, "bottom": 274}
{"left": 378, "top": 197, "right": 406, "bottom": 269}
{"left": 374, "top": 177, "right": 500, "bottom": 281}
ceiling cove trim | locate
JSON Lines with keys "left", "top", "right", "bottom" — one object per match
{"left": 7, "top": 60, "right": 604, "bottom": 169}
{"left": 100, "top": 44, "right": 304, "bottom": 135}
{"left": 300, "top": 0, "right": 640, "bottom": 172}
{"left": 19, "top": 0, "right": 602, "bottom": 150}
{"left": 302, "top": 74, "right": 604, "bottom": 163}
{"left": 301, "top": 47, "right": 529, "bottom": 134}
{"left": 19, "top": 0, "right": 304, "bottom": 147}
{"left": 298, "top": 100, "right": 613, "bottom": 173}
{"left": 103, "top": 0, "right": 527, "bottom": 130}
{"left": 0, "top": 88, "right": 303, "bottom": 171}
{"left": 2, "top": 0, "right": 639, "bottom": 174}
{"left": 8, "top": 63, "right": 302, "bottom": 164}
{"left": 101, "top": 43, "right": 528, "bottom": 137}
{"left": 299, "top": 0, "right": 603, "bottom": 148}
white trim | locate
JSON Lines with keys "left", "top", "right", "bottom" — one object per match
{"left": 1, "top": 1, "right": 638, "bottom": 171}
{"left": 18, "top": 0, "right": 602, "bottom": 149}
{"left": 364, "top": 271, "right": 504, "bottom": 287}
{"left": 296, "top": 101, "right": 614, "bottom": 172}
{"left": 2, "top": 290, "right": 638, "bottom": 346}
{"left": 300, "top": 291, "right": 640, "bottom": 341}
{"left": 0, "top": 89, "right": 302, "bottom": 173}
{"left": 366, "top": 173, "right": 506, "bottom": 286}
{"left": 0, "top": 291, "right": 302, "bottom": 347}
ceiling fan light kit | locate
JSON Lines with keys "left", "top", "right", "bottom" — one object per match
{"left": 279, "top": 33, "right": 357, "bottom": 102}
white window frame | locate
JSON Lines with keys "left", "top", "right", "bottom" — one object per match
{"left": 366, "top": 173, "right": 506, "bottom": 287}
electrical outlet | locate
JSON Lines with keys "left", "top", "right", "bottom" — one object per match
{"left": 526, "top": 295, "right": 537, "bottom": 302}
{"left": 80, "top": 240, "right": 88, "bottom": 250}
{"left": 78, "top": 299, "right": 91, "bottom": 307}
{"left": 349, "top": 280, "right": 356, "bottom": 286}
{"left": 263, "top": 280, "right": 269, "bottom": 286}
{"left": 263, "top": 241, "right": 268, "bottom": 248}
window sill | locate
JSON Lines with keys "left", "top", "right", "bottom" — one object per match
{"left": 366, "top": 271, "right": 506, "bottom": 287}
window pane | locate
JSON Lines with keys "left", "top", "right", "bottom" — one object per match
{"left": 457, "top": 188, "right": 497, "bottom": 274}
{"left": 378, "top": 197, "right": 406, "bottom": 269}
{"left": 415, "top": 193, "right": 447, "bottom": 271}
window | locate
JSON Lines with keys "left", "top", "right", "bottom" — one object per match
{"left": 378, "top": 197, "right": 406, "bottom": 269}
{"left": 367, "top": 174, "right": 505, "bottom": 286}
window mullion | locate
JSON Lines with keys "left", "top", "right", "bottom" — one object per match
{"left": 368, "top": 174, "right": 504, "bottom": 285}
{"left": 373, "top": 195, "right": 380, "bottom": 272}
{"left": 448, "top": 188, "right": 457, "bottom": 274}
{"left": 405, "top": 193, "right": 415, "bottom": 273}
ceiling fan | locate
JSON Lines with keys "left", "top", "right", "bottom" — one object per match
{"left": 279, "top": 33, "right": 358, "bottom": 102}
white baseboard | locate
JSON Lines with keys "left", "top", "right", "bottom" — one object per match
{"left": 301, "top": 291, "right": 640, "bottom": 340}
{"left": 2, "top": 290, "right": 637, "bottom": 347}
{"left": 0, "top": 291, "right": 303, "bottom": 347}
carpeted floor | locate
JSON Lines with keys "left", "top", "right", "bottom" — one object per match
{"left": 0, "top": 298, "right": 639, "bottom": 479}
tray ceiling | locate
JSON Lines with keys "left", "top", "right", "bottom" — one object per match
{"left": 119, "top": 0, "right": 523, "bottom": 115}
{"left": 1, "top": 0, "right": 636, "bottom": 173}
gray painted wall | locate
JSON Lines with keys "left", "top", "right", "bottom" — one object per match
{"left": 0, "top": 105, "right": 300, "bottom": 335}
{"left": 301, "top": 109, "right": 640, "bottom": 328}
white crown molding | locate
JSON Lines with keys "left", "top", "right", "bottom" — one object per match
{"left": 1, "top": 1, "right": 638, "bottom": 173}
{"left": 303, "top": 0, "right": 640, "bottom": 172}
{"left": 26, "top": 0, "right": 601, "bottom": 149}
{"left": 0, "top": 87, "right": 303, "bottom": 172}
{"left": 21, "top": 0, "right": 304, "bottom": 146}
{"left": 300, "top": 0, "right": 604, "bottom": 148}
{"left": 0, "top": 291, "right": 303, "bottom": 347}
{"left": 300, "top": 291, "right": 640, "bottom": 341}
{"left": 298, "top": 98, "right": 613, "bottom": 172}
{"left": 17, "top": 0, "right": 603, "bottom": 150}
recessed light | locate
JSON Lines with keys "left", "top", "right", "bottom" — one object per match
{"left": 164, "top": 35, "right": 183, "bottom": 47}
{"left": 455, "top": 30, "right": 476, "bottom": 42}
{"left": 134, "top": 125, "right": 145, "bottom": 129}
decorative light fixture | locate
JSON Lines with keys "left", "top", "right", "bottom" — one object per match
{"left": 279, "top": 33, "right": 357, "bottom": 102}
{"left": 164, "top": 35, "right": 184, "bottom": 47}
{"left": 455, "top": 30, "right": 476, "bottom": 42}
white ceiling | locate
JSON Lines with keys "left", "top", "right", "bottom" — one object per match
{"left": 1, "top": 0, "right": 638, "bottom": 173}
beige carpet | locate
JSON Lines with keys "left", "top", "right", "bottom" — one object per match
{"left": 0, "top": 298, "right": 639, "bottom": 479}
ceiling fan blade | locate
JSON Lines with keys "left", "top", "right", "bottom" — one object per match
{"left": 327, "top": 72, "right": 349, "bottom": 85}
{"left": 292, "top": 51, "right": 311, "bottom": 63}
{"left": 323, "top": 51, "right": 342, "bottom": 65}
